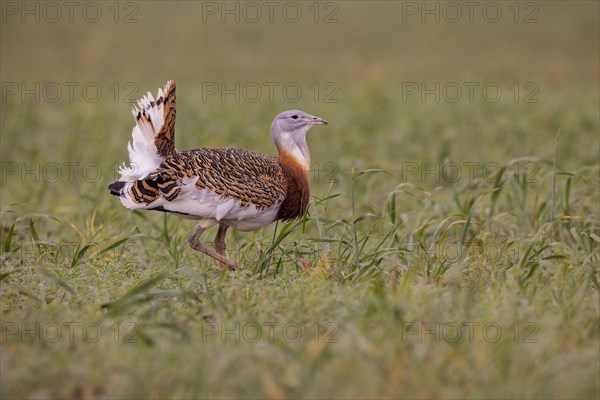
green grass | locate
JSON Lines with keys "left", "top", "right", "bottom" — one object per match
{"left": 1, "top": 2, "right": 599, "bottom": 399}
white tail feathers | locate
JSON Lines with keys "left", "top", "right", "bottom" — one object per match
{"left": 119, "top": 82, "right": 173, "bottom": 181}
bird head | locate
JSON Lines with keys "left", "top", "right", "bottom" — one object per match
{"left": 271, "top": 110, "right": 328, "bottom": 132}
{"left": 270, "top": 110, "right": 327, "bottom": 169}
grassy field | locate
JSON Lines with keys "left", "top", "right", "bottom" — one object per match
{"left": 1, "top": 1, "right": 599, "bottom": 398}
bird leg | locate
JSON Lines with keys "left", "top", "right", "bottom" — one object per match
{"left": 187, "top": 222, "right": 239, "bottom": 270}
{"left": 214, "top": 223, "right": 230, "bottom": 270}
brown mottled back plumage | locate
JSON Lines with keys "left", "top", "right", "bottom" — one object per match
{"left": 129, "top": 148, "right": 291, "bottom": 211}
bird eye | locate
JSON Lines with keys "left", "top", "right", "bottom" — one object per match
{"left": 291, "top": 115, "right": 299, "bottom": 119}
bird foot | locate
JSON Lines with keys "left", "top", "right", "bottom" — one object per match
{"left": 215, "top": 260, "right": 238, "bottom": 271}
{"left": 213, "top": 263, "right": 233, "bottom": 271}
{"left": 187, "top": 237, "right": 239, "bottom": 270}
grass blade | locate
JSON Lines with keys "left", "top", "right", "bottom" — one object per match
{"left": 101, "top": 271, "right": 169, "bottom": 315}
{"left": 99, "top": 237, "right": 130, "bottom": 255}
{"left": 0, "top": 270, "right": 17, "bottom": 283}
{"left": 70, "top": 242, "right": 92, "bottom": 268}
{"left": 29, "top": 218, "right": 40, "bottom": 244}
{"left": 3, "top": 223, "right": 15, "bottom": 253}
{"left": 35, "top": 266, "right": 76, "bottom": 296}
{"left": 551, "top": 130, "right": 561, "bottom": 231}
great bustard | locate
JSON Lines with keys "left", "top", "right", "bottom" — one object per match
{"left": 108, "top": 80, "right": 327, "bottom": 269}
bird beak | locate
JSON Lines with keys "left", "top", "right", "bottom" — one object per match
{"left": 306, "top": 116, "right": 328, "bottom": 125}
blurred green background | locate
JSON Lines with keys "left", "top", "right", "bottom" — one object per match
{"left": 1, "top": 1, "right": 599, "bottom": 204}
{"left": 1, "top": 1, "right": 599, "bottom": 399}
{"left": 2, "top": 1, "right": 598, "bottom": 191}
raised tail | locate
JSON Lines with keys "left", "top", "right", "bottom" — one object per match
{"left": 118, "top": 80, "right": 177, "bottom": 181}
{"left": 157, "top": 80, "right": 176, "bottom": 157}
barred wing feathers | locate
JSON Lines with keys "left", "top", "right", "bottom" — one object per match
{"left": 117, "top": 148, "right": 288, "bottom": 230}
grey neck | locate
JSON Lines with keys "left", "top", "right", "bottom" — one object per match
{"left": 271, "top": 125, "right": 311, "bottom": 168}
